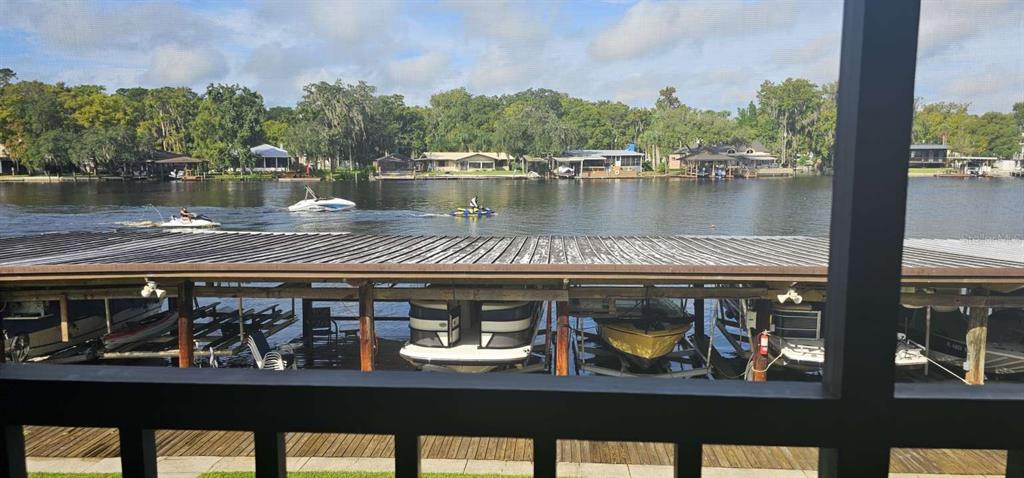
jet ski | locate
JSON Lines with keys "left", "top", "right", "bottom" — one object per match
{"left": 159, "top": 213, "right": 220, "bottom": 228}
{"left": 288, "top": 185, "right": 356, "bottom": 212}
{"left": 450, "top": 207, "right": 495, "bottom": 217}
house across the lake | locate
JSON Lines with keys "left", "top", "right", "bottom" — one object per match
{"left": 551, "top": 149, "right": 645, "bottom": 177}
{"left": 414, "top": 152, "right": 512, "bottom": 172}
{"left": 909, "top": 144, "right": 949, "bottom": 168}
{"left": 670, "top": 143, "right": 790, "bottom": 178}
{"left": 373, "top": 153, "right": 414, "bottom": 176}
{"left": 250, "top": 144, "right": 293, "bottom": 172}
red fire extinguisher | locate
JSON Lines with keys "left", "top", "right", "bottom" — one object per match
{"left": 757, "top": 330, "right": 770, "bottom": 356}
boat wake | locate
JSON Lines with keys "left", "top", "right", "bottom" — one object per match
{"left": 115, "top": 220, "right": 159, "bottom": 228}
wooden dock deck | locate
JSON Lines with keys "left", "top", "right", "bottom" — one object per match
{"left": 22, "top": 426, "right": 1006, "bottom": 474}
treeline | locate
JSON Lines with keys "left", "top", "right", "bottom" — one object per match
{"left": 1, "top": 67, "right": 1021, "bottom": 175}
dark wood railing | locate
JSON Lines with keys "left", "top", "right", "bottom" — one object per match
{"left": 2, "top": 1, "right": 1022, "bottom": 477}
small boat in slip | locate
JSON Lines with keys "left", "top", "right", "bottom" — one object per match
{"left": 904, "top": 306, "right": 1024, "bottom": 375}
{"left": 400, "top": 299, "right": 540, "bottom": 372}
{"left": 595, "top": 299, "right": 695, "bottom": 369}
{"left": 2, "top": 299, "right": 162, "bottom": 362}
{"left": 288, "top": 185, "right": 356, "bottom": 212}
{"left": 102, "top": 310, "right": 179, "bottom": 350}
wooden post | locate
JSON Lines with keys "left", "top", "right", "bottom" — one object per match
{"left": 555, "top": 301, "right": 570, "bottom": 376}
{"left": 104, "top": 298, "right": 113, "bottom": 334}
{"left": 177, "top": 281, "right": 194, "bottom": 368}
{"left": 302, "top": 299, "right": 314, "bottom": 369}
{"left": 59, "top": 295, "right": 70, "bottom": 342}
{"left": 751, "top": 300, "right": 771, "bottom": 382}
{"left": 965, "top": 306, "right": 988, "bottom": 385}
{"left": 923, "top": 307, "right": 931, "bottom": 376}
{"left": 544, "top": 301, "right": 553, "bottom": 352}
{"left": 238, "top": 297, "right": 245, "bottom": 339}
{"left": 359, "top": 282, "right": 375, "bottom": 372}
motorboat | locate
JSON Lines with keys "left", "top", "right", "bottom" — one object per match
{"left": 556, "top": 166, "right": 576, "bottom": 179}
{"left": 450, "top": 207, "right": 495, "bottom": 217}
{"left": 288, "top": 185, "right": 356, "bottom": 212}
{"left": 2, "top": 299, "right": 163, "bottom": 362}
{"left": 400, "top": 300, "right": 540, "bottom": 372}
{"left": 594, "top": 298, "right": 694, "bottom": 369}
{"left": 767, "top": 304, "right": 927, "bottom": 370}
{"left": 158, "top": 214, "right": 221, "bottom": 228}
{"left": 904, "top": 306, "right": 1024, "bottom": 375}
{"left": 102, "top": 310, "right": 179, "bottom": 350}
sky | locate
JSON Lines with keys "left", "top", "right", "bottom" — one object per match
{"left": 0, "top": 0, "right": 1021, "bottom": 113}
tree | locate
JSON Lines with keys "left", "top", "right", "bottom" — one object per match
{"left": 756, "top": 78, "right": 822, "bottom": 165}
{"left": 191, "top": 84, "right": 265, "bottom": 170}
{"left": 0, "top": 68, "right": 15, "bottom": 88}
{"left": 655, "top": 86, "right": 681, "bottom": 110}
{"left": 0, "top": 81, "right": 71, "bottom": 173}
{"left": 290, "top": 80, "right": 377, "bottom": 169}
{"left": 72, "top": 125, "right": 140, "bottom": 175}
{"left": 139, "top": 87, "right": 199, "bottom": 154}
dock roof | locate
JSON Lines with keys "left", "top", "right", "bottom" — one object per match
{"left": 0, "top": 231, "right": 1020, "bottom": 285}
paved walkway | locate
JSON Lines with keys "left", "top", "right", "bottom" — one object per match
{"left": 26, "top": 456, "right": 1005, "bottom": 477}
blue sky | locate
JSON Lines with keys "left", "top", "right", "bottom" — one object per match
{"left": 1, "top": 0, "right": 1020, "bottom": 113}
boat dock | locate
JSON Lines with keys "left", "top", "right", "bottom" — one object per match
{"left": 1, "top": 231, "right": 1021, "bottom": 379}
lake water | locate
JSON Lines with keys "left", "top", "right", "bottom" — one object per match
{"left": 1, "top": 176, "right": 1022, "bottom": 238}
{"left": 2, "top": 177, "right": 1021, "bottom": 353}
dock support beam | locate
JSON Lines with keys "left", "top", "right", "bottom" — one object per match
{"left": 118, "top": 427, "right": 157, "bottom": 478}
{"left": 359, "top": 282, "right": 376, "bottom": 372}
{"left": 59, "top": 295, "right": 70, "bottom": 342}
{"left": 555, "top": 301, "right": 570, "bottom": 376}
{"left": 302, "top": 299, "right": 314, "bottom": 369}
{"left": 394, "top": 434, "right": 420, "bottom": 478}
{"left": 965, "top": 306, "right": 988, "bottom": 385}
{"left": 177, "top": 281, "right": 194, "bottom": 368}
{"left": 2, "top": 425, "right": 26, "bottom": 478}
{"left": 750, "top": 300, "right": 771, "bottom": 382}
{"left": 254, "top": 430, "right": 286, "bottom": 478}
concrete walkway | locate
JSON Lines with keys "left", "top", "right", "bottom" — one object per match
{"left": 26, "top": 456, "right": 1002, "bottom": 477}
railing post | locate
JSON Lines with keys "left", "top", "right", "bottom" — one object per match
{"left": 821, "top": 0, "right": 920, "bottom": 477}
{"left": 254, "top": 430, "right": 286, "bottom": 478}
{"left": 1007, "top": 449, "right": 1022, "bottom": 478}
{"left": 2, "top": 425, "right": 26, "bottom": 478}
{"left": 555, "top": 301, "right": 570, "bottom": 376}
{"left": 178, "top": 281, "right": 194, "bottom": 368}
{"left": 394, "top": 433, "right": 420, "bottom": 478}
{"left": 674, "top": 440, "right": 701, "bottom": 478}
{"left": 533, "top": 435, "right": 556, "bottom": 478}
{"left": 118, "top": 427, "right": 157, "bottom": 478}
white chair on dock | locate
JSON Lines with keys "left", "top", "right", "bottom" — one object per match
{"left": 246, "top": 330, "right": 288, "bottom": 370}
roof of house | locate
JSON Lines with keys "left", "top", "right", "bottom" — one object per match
{"left": 552, "top": 156, "right": 606, "bottom": 162}
{"left": 566, "top": 149, "right": 645, "bottom": 158}
{"left": 146, "top": 151, "right": 208, "bottom": 164}
{"left": 677, "top": 145, "right": 740, "bottom": 162}
{"left": 911, "top": 144, "right": 949, "bottom": 150}
{"left": 250, "top": 144, "right": 290, "bottom": 158}
{"left": 417, "top": 152, "right": 511, "bottom": 161}
{"left": 374, "top": 153, "right": 411, "bottom": 162}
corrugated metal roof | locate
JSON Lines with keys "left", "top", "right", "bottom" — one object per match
{"left": 250, "top": 144, "right": 289, "bottom": 158}
{"left": 0, "top": 231, "right": 1020, "bottom": 284}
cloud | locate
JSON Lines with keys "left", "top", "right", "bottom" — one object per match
{"left": 918, "top": 0, "right": 1021, "bottom": 61}
{"left": 143, "top": 45, "right": 228, "bottom": 86}
{"left": 589, "top": 0, "right": 801, "bottom": 61}
{"left": 388, "top": 52, "right": 449, "bottom": 86}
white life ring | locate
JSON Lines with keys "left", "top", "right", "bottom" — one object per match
{"left": 614, "top": 169, "right": 621, "bottom": 176}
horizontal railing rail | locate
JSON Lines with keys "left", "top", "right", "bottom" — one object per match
{"left": 2, "top": 364, "right": 1023, "bottom": 478}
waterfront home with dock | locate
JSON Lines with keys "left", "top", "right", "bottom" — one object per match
{"left": 670, "top": 143, "right": 790, "bottom": 178}
{"left": 373, "top": 153, "right": 414, "bottom": 176}
{"left": 414, "top": 152, "right": 512, "bottom": 172}
{"left": 909, "top": 144, "right": 949, "bottom": 168}
{"left": 249, "top": 144, "right": 293, "bottom": 172}
{"left": 552, "top": 149, "right": 646, "bottom": 178}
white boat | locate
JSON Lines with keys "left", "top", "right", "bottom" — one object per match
{"left": 288, "top": 186, "right": 356, "bottom": 212}
{"left": 2, "top": 299, "right": 163, "bottom": 362}
{"left": 158, "top": 215, "right": 221, "bottom": 228}
{"left": 102, "top": 311, "right": 179, "bottom": 349}
{"left": 400, "top": 300, "right": 540, "bottom": 372}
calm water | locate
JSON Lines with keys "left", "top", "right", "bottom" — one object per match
{"left": 1, "top": 177, "right": 1021, "bottom": 238}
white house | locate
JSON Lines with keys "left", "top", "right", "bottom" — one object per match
{"left": 250, "top": 144, "right": 292, "bottom": 172}
{"left": 414, "top": 152, "right": 512, "bottom": 172}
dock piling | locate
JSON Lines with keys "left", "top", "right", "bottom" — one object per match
{"left": 965, "top": 305, "right": 988, "bottom": 385}
{"left": 302, "top": 299, "right": 314, "bottom": 368}
{"left": 359, "top": 282, "right": 376, "bottom": 372}
{"left": 103, "top": 298, "right": 113, "bottom": 334}
{"left": 177, "top": 281, "right": 194, "bottom": 368}
{"left": 59, "top": 295, "right": 69, "bottom": 342}
{"left": 555, "top": 301, "right": 570, "bottom": 376}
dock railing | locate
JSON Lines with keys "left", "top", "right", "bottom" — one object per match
{"left": 2, "top": 1, "right": 1023, "bottom": 478}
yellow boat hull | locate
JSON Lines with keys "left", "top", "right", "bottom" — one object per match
{"left": 598, "top": 321, "right": 691, "bottom": 361}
